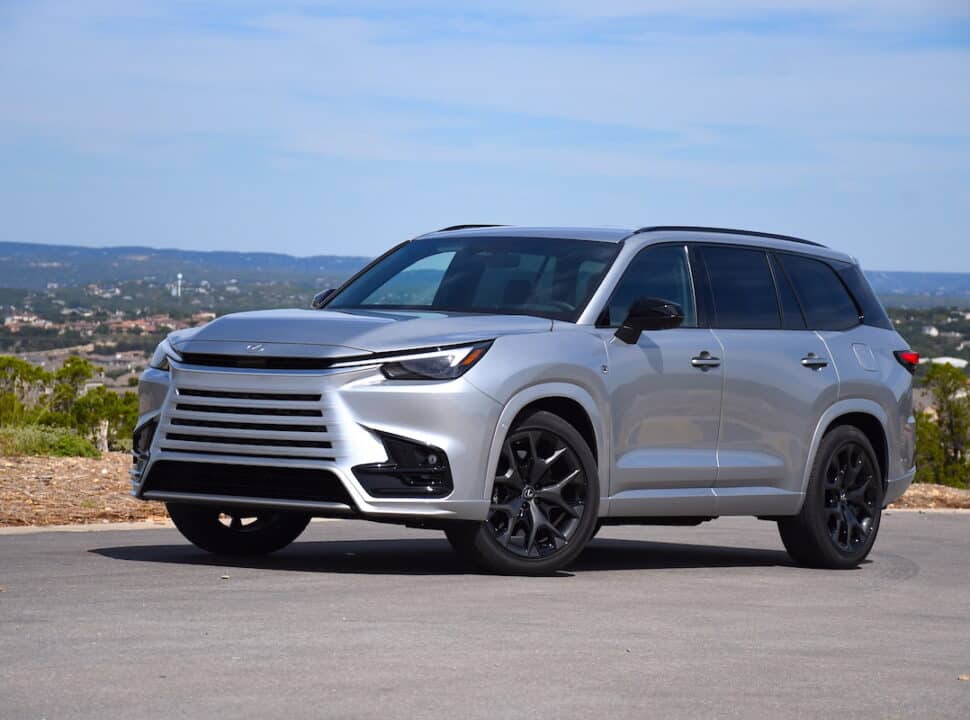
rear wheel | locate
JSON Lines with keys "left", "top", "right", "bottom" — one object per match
{"left": 778, "top": 425, "right": 883, "bottom": 569}
{"left": 166, "top": 503, "right": 311, "bottom": 556}
{"left": 445, "top": 410, "right": 599, "bottom": 575}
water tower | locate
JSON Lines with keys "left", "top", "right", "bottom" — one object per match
{"left": 176, "top": 273, "right": 183, "bottom": 298}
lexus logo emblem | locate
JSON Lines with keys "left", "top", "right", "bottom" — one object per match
{"left": 246, "top": 343, "right": 265, "bottom": 353}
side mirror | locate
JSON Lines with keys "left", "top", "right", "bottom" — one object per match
{"left": 615, "top": 297, "right": 684, "bottom": 344}
{"left": 310, "top": 288, "right": 335, "bottom": 309}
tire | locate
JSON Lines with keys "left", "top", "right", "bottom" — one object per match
{"left": 778, "top": 425, "right": 884, "bottom": 569}
{"left": 166, "top": 503, "right": 311, "bottom": 556}
{"left": 445, "top": 410, "right": 600, "bottom": 575}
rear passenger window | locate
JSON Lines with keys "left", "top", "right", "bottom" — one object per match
{"left": 779, "top": 254, "right": 861, "bottom": 331}
{"left": 702, "top": 246, "right": 780, "bottom": 329}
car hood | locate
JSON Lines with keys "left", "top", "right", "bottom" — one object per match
{"left": 170, "top": 308, "right": 552, "bottom": 359}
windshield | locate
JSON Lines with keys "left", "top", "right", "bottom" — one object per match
{"left": 326, "top": 236, "right": 619, "bottom": 322}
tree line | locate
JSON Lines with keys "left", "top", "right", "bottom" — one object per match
{"left": 0, "top": 355, "right": 137, "bottom": 454}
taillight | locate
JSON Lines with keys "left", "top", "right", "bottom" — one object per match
{"left": 894, "top": 350, "right": 920, "bottom": 374}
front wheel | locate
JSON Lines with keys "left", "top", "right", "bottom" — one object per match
{"left": 166, "top": 503, "right": 311, "bottom": 556}
{"left": 778, "top": 425, "right": 883, "bottom": 569}
{"left": 445, "top": 410, "right": 600, "bottom": 575}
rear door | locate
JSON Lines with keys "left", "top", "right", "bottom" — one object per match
{"left": 697, "top": 244, "right": 839, "bottom": 510}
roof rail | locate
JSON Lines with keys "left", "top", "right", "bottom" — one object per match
{"left": 631, "top": 225, "right": 825, "bottom": 248}
{"left": 436, "top": 224, "right": 506, "bottom": 232}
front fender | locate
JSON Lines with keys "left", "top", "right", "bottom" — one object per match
{"left": 480, "top": 382, "right": 611, "bottom": 515}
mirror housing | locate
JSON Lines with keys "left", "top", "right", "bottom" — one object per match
{"left": 615, "top": 297, "right": 684, "bottom": 344}
{"left": 310, "top": 288, "right": 335, "bottom": 309}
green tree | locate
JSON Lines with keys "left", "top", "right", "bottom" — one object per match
{"left": 0, "top": 356, "right": 51, "bottom": 425}
{"left": 51, "top": 356, "right": 97, "bottom": 414}
{"left": 70, "top": 387, "right": 138, "bottom": 450}
{"left": 914, "top": 412, "right": 944, "bottom": 484}
{"left": 922, "top": 362, "right": 970, "bottom": 488}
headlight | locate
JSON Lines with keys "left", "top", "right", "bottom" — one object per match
{"left": 149, "top": 338, "right": 180, "bottom": 371}
{"left": 331, "top": 341, "right": 492, "bottom": 380}
{"left": 380, "top": 342, "right": 491, "bottom": 380}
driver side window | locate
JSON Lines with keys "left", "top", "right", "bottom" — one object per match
{"left": 600, "top": 245, "right": 697, "bottom": 328}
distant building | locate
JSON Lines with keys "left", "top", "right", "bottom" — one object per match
{"left": 922, "top": 325, "right": 940, "bottom": 337}
{"left": 928, "top": 356, "right": 968, "bottom": 369}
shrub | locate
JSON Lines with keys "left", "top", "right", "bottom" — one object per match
{"left": 0, "top": 425, "right": 100, "bottom": 458}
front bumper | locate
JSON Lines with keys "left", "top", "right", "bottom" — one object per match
{"left": 132, "top": 362, "right": 501, "bottom": 522}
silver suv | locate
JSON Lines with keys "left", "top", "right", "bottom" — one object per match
{"left": 134, "top": 225, "right": 916, "bottom": 575}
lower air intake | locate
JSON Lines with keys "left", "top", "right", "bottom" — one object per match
{"left": 143, "top": 461, "right": 355, "bottom": 506}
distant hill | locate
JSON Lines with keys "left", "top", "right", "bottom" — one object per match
{"left": 0, "top": 242, "right": 370, "bottom": 289}
{"left": 1, "top": 241, "right": 968, "bottom": 307}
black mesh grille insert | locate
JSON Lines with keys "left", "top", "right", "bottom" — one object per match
{"left": 143, "top": 461, "right": 355, "bottom": 505}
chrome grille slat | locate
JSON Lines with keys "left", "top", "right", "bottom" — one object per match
{"left": 175, "top": 403, "right": 322, "bottom": 417}
{"left": 169, "top": 409, "right": 331, "bottom": 427}
{"left": 173, "top": 394, "right": 325, "bottom": 411}
{"left": 160, "top": 438, "right": 335, "bottom": 459}
{"left": 170, "top": 418, "right": 327, "bottom": 433}
{"left": 178, "top": 388, "right": 321, "bottom": 402}
{"left": 165, "top": 424, "right": 330, "bottom": 442}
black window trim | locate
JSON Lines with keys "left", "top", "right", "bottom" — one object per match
{"left": 767, "top": 252, "right": 808, "bottom": 330}
{"left": 772, "top": 248, "right": 864, "bottom": 331}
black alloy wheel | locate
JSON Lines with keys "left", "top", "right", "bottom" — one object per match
{"left": 822, "top": 441, "right": 879, "bottom": 553}
{"left": 487, "top": 427, "right": 587, "bottom": 558}
{"left": 778, "top": 425, "right": 884, "bottom": 569}
{"left": 445, "top": 410, "right": 600, "bottom": 575}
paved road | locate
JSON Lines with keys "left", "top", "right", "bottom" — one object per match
{"left": 1, "top": 512, "right": 968, "bottom": 719}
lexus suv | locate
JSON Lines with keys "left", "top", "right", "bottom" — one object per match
{"left": 133, "top": 225, "right": 916, "bottom": 575}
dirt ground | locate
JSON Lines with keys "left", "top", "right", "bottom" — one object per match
{"left": 0, "top": 453, "right": 168, "bottom": 526}
{"left": 0, "top": 452, "right": 968, "bottom": 527}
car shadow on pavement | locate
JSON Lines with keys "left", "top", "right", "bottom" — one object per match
{"left": 90, "top": 537, "right": 795, "bottom": 576}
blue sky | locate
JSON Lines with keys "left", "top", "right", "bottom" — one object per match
{"left": 1, "top": 1, "right": 968, "bottom": 271}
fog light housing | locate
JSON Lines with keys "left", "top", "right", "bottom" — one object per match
{"left": 131, "top": 419, "right": 158, "bottom": 479}
{"left": 352, "top": 432, "right": 453, "bottom": 498}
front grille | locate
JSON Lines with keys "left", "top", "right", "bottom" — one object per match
{"left": 159, "top": 379, "right": 337, "bottom": 461}
{"left": 143, "top": 461, "right": 354, "bottom": 505}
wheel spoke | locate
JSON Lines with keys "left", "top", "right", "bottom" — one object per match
{"left": 846, "top": 485, "right": 869, "bottom": 507}
{"left": 497, "top": 440, "right": 525, "bottom": 490}
{"left": 530, "top": 444, "right": 566, "bottom": 484}
{"left": 536, "top": 469, "right": 581, "bottom": 517}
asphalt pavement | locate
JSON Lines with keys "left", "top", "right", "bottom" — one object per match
{"left": 1, "top": 512, "right": 968, "bottom": 719}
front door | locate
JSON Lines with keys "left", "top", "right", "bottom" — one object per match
{"left": 598, "top": 244, "right": 723, "bottom": 516}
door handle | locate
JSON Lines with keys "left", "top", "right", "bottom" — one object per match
{"left": 691, "top": 351, "right": 721, "bottom": 370}
{"left": 801, "top": 353, "right": 829, "bottom": 369}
